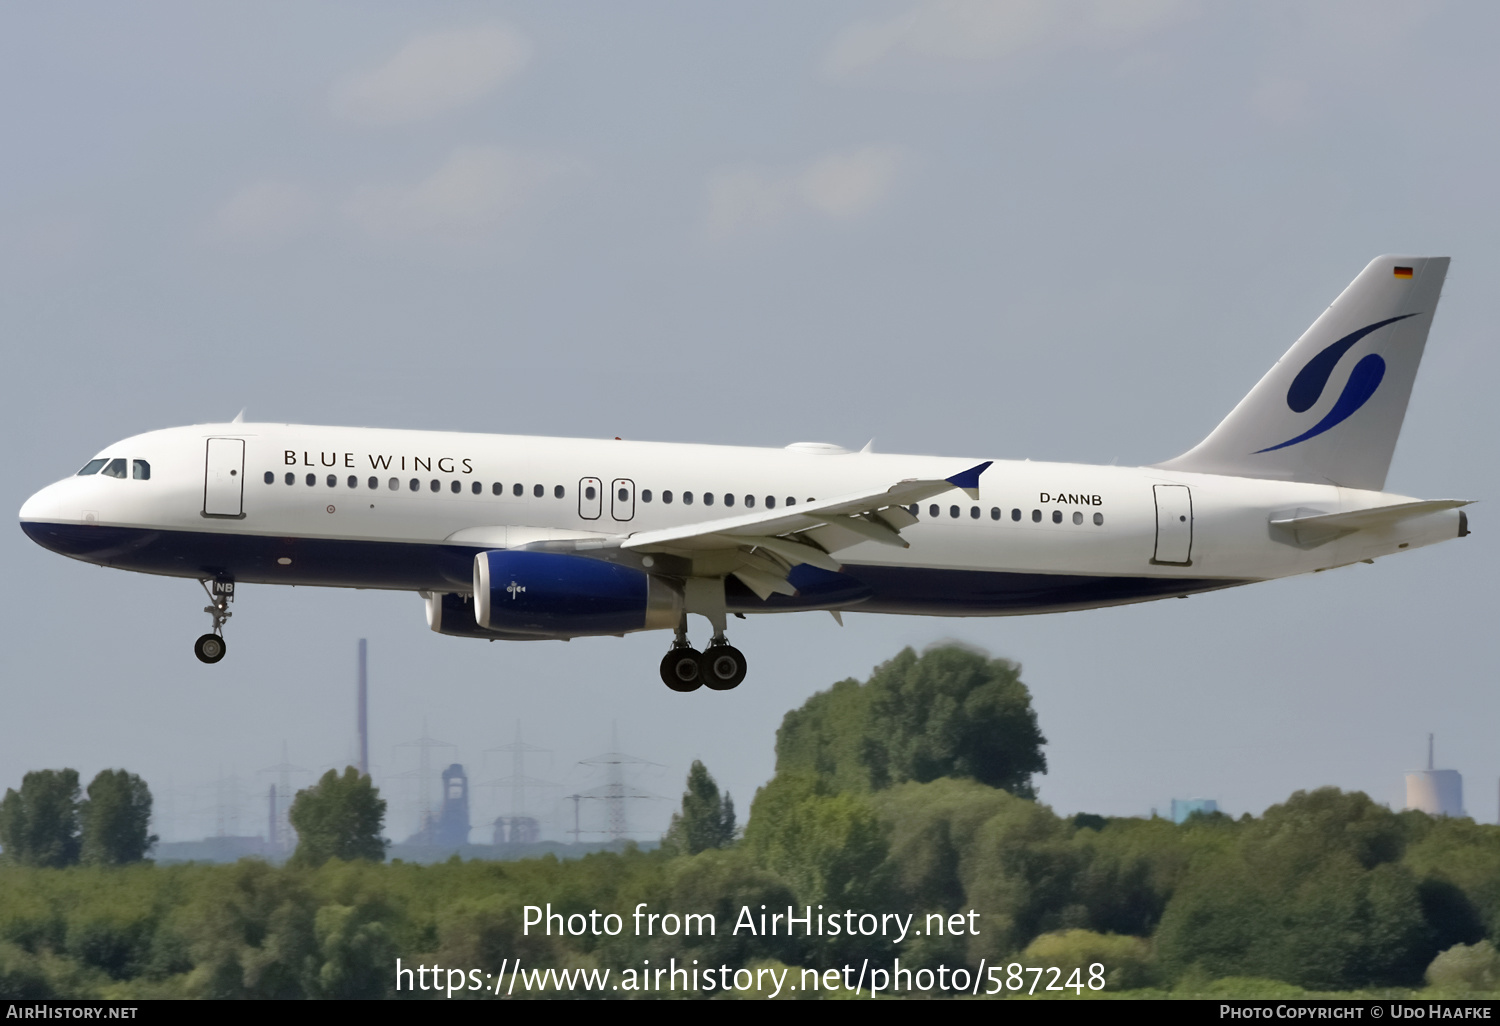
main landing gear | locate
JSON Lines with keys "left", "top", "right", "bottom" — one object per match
{"left": 194, "top": 578, "right": 234, "bottom": 665}
{"left": 659, "top": 622, "right": 747, "bottom": 692}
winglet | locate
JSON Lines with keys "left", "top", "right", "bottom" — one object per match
{"left": 946, "top": 460, "right": 992, "bottom": 499}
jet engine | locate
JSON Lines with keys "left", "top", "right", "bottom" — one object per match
{"left": 473, "top": 550, "right": 681, "bottom": 638}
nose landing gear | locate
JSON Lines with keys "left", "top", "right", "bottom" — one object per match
{"left": 195, "top": 578, "right": 233, "bottom": 664}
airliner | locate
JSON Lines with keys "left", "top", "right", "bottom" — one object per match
{"left": 19, "top": 256, "right": 1469, "bottom": 691}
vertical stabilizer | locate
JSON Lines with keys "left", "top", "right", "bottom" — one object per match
{"left": 1157, "top": 255, "right": 1448, "bottom": 489}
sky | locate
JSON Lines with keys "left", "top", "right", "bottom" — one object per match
{"left": 2, "top": 1, "right": 1497, "bottom": 844}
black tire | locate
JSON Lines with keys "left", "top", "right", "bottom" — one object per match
{"left": 194, "top": 633, "right": 226, "bottom": 664}
{"left": 660, "top": 649, "right": 703, "bottom": 692}
{"left": 700, "top": 645, "right": 747, "bottom": 690}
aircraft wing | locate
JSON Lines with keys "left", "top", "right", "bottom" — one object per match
{"left": 620, "top": 461, "right": 992, "bottom": 600}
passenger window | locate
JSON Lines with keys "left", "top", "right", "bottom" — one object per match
{"left": 369, "top": 477, "right": 379, "bottom": 489}
{"left": 264, "top": 471, "right": 274, "bottom": 485}
{"left": 327, "top": 475, "right": 337, "bottom": 488}
{"left": 585, "top": 485, "right": 597, "bottom": 500}
{"left": 929, "top": 504, "right": 939, "bottom": 518}
{"left": 451, "top": 481, "right": 461, "bottom": 494}
{"left": 787, "top": 498, "right": 796, "bottom": 506}
{"left": 307, "top": 474, "right": 317, "bottom": 487}
{"left": 704, "top": 493, "right": 715, "bottom": 506}
{"left": 683, "top": 491, "right": 694, "bottom": 505}
{"left": 555, "top": 485, "right": 565, "bottom": 499}
{"left": 430, "top": 480, "right": 440, "bottom": 492}
{"left": 1052, "top": 510, "right": 1062, "bottom": 524}
{"left": 533, "top": 484, "right": 543, "bottom": 498}
{"left": 129, "top": 461, "right": 150, "bottom": 480}
{"left": 1073, "top": 511, "right": 1083, "bottom": 525}
{"left": 389, "top": 478, "right": 399, "bottom": 490}
{"left": 102, "top": 459, "right": 127, "bottom": 479}
{"left": 513, "top": 483, "right": 523, "bottom": 497}
{"left": 969, "top": 506, "right": 979, "bottom": 519}
{"left": 745, "top": 495, "right": 755, "bottom": 508}
{"left": 949, "top": 505, "right": 959, "bottom": 518}
{"left": 723, "top": 493, "right": 734, "bottom": 507}
{"left": 1031, "top": 509, "right": 1041, "bottom": 523}
{"left": 410, "top": 479, "right": 420, "bottom": 492}
{"left": 990, "top": 507, "right": 1000, "bottom": 520}
{"left": 642, "top": 489, "right": 652, "bottom": 503}
{"left": 77, "top": 459, "right": 107, "bottom": 476}
{"left": 766, "top": 496, "right": 775, "bottom": 509}
{"left": 348, "top": 476, "right": 358, "bottom": 488}
{"left": 663, "top": 490, "right": 674, "bottom": 504}
{"left": 1094, "top": 512, "right": 1104, "bottom": 526}
{"left": 618, "top": 487, "right": 628, "bottom": 502}
{"left": 1011, "top": 508, "right": 1021, "bottom": 521}
{"left": 492, "top": 482, "right": 502, "bottom": 495}
{"left": 471, "top": 481, "right": 481, "bottom": 495}
{"left": 286, "top": 473, "right": 296, "bottom": 486}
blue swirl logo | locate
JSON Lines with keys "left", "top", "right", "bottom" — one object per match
{"left": 1255, "top": 314, "right": 1414, "bottom": 453}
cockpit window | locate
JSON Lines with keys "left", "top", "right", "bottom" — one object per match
{"left": 101, "top": 459, "right": 127, "bottom": 479}
{"left": 77, "top": 459, "right": 107, "bottom": 476}
{"left": 132, "top": 460, "right": 150, "bottom": 480}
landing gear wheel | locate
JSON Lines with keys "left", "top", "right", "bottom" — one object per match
{"left": 194, "top": 633, "right": 227, "bottom": 664}
{"left": 700, "top": 645, "right": 747, "bottom": 690}
{"left": 660, "top": 648, "right": 703, "bottom": 692}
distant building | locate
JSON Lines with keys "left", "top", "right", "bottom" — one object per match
{"left": 1406, "top": 734, "right": 1464, "bottom": 818}
{"left": 1171, "top": 798, "right": 1218, "bottom": 824}
{"left": 493, "top": 816, "right": 541, "bottom": 845}
{"left": 436, "top": 764, "right": 471, "bottom": 847}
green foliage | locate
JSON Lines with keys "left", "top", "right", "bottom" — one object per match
{"left": 0, "top": 770, "right": 82, "bottom": 868}
{"left": 662, "top": 761, "right": 736, "bottom": 856}
{"left": 1021, "top": 929, "right": 1157, "bottom": 990}
{"left": 775, "top": 645, "right": 1047, "bottom": 798}
{"left": 1155, "top": 788, "right": 1434, "bottom": 990}
{"left": 80, "top": 770, "right": 156, "bottom": 867}
{"left": 743, "top": 773, "right": 888, "bottom": 912}
{"left": 288, "top": 768, "right": 388, "bottom": 869}
{"left": 1426, "top": 940, "right": 1500, "bottom": 993}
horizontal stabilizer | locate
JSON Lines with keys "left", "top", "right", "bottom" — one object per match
{"left": 1270, "top": 499, "right": 1471, "bottom": 547}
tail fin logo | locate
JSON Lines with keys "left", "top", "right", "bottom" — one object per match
{"left": 1255, "top": 313, "right": 1415, "bottom": 454}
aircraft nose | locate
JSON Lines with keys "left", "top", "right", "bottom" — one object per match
{"left": 19, "top": 480, "right": 69, "bottom": 523}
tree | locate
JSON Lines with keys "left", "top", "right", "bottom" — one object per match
{"left": 774, "top": 644, "right": 1048, "bottom": 798}
{"left": 0, "top": 769, "right": 81, "bottom": 867}
{"left": 663, "top": 760, "right": 736, "bottom": 855}
{"left": 863, "top": 645, "right": 1047, "bottom": 796}
{"left": 288, "top": 767, "right": 388, "bottom": 867}
{"left": 80, "top": 769, "right": 157, "bottom": 865}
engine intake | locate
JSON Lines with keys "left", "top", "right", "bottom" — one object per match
{"left": 473, "top": 550, "right": 680, "bottom": 638}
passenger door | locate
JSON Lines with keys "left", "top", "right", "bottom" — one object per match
{"left": 203, "top": 438, "right": 246, "bottom": 518}
{"left": 1152, "top": 484, "right": 1193, "bottom": 565}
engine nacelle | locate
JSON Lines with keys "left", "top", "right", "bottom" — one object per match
{"left": 473, "top": 550, "right": 681, "bottom": 638}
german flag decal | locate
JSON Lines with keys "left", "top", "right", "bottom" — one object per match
{"left": 1394, "top": 266, "right": 1414, "bottom": 278}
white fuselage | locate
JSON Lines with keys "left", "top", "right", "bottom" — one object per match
{"left": 19, "top": 422, "right": 1462, "bottom": 626}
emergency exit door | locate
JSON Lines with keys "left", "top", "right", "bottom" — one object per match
{"left": 203, "top": 438, "right": 246, "bottom": 518}
{"left": 611, "top": 479, "right": 635, "bottom": 522}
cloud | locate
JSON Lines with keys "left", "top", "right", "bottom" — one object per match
{"left": 824, "top": 0, "right": 1191, "bottom": 79}
{"left": 330, "top": 23, "right": 531, "bottom": 125}
{"left": 213, "top": 181, "right": 319, "bottom": 246}
{"left": 344, "top": 146, "right": 574, "bottom": 241}
{"left": 705, "top": 147, "right": 904, "bottom": 239}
